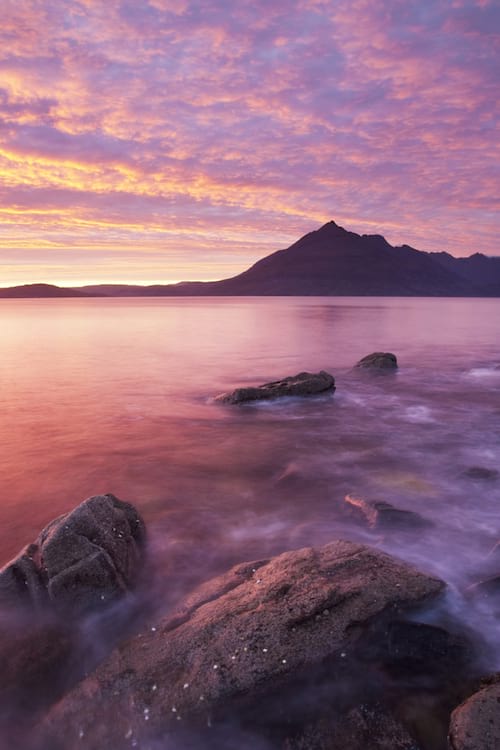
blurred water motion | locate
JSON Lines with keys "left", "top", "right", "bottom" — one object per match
{"left": 1, "top": 296, "right": 500, "bottom": 656}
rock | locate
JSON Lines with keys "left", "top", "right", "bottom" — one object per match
{"left": 368, "top": 620, "right": 470, "bottom": 678}
{"left": 344, "top": 495, "right": 433, "bottom": 532}
{"left": 215, "top": 370, "right": 335, "bottom": 404}
{"left": 448, "top": 679, "right": 500, "bottom": 749}
{"left": 0, "top": 617, "right": 74, "bottom": 720}
{"left": 41, "top": 540, "right": 444, "bottom": 749}
{"left": 0, "top": 494, "right": 146, "bottom": 617}
{"left": 285, "top": 705, "right": 421, "bottom": 749}
{"left": 355, "top": 352, "right": 398, "bottom": 370}
{"left": 462, "top": 466, "right": 499, "bottom": 481}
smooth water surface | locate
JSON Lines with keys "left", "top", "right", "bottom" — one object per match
{"left": 1, "top": 296, "right": 500, "bottom": 653}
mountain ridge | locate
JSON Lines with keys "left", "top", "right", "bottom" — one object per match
{"left": 2, "top": 221, "right": 500, "bottom": 297}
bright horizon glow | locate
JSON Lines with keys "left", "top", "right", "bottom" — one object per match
{"left": 0, "top": 277, "right": 222, "bottom": 288}
{"left": 0, "top": 0, "right": 499, "bottom": 286}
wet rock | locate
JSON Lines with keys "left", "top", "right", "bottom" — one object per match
{"left": 0, "top": 617, "right": 74, "bottom": 721}
{"left": 40, "top": 540, "right": 444, "bottom": 749}
{"left": 0, "top": 494, "right": 146, "bottom": 617}
{"left": 462, "top": 466, "right": 499, "bottom": 481}
{"left": 369, "top": 620, "right": 470, "bottom": 679}
{"left": 355, "top": 352, "right": 398, "bottom": 370}
{"left": 448, "top": 679, "right": 500, "bottom": 750}
{"left": 344, "top": 495, "right": 433, "bottom": 532}
{"left": 285, "top": 705, "right": 421, "bottom": 749}
{"left": 215, "top": 370, "right": 335, "bottom": 404}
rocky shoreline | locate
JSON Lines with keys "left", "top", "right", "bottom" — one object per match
{"left": 0, "top": 492, "right": 498, "bottom": 750}
{"left": 1, "top": 354, "right": 499, "bottom": 749}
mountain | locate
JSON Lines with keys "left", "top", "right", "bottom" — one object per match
{"left": 170, "top": 221, "right": 472, "bottom": 296}
{"left": 80, "top": 221, "right": 488, "bottom": 297}
{"left": 0, "top": 283, "right": 98, "bottom": 298}
{"left": 431, "top": 251, "right": 500, "bottom": 288}
{"left": 3, "top": 221, "right": 500, "bottom": 297}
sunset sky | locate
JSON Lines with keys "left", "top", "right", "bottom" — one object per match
{"left": 0, "top": 0, "right": 498, "bottom": 286}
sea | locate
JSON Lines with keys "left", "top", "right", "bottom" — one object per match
{"left": 1, "top": 295, "right": 500, "bottom": 663}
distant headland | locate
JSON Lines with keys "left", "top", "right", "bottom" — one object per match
{"left": 2, "top": 221, "right": 500, "bottom": 298}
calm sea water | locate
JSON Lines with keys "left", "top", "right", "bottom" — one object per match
{"left": 1, "top": 296, "right": 500, "bottom": 655}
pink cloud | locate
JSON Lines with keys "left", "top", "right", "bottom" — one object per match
{"left": 0, "top": 0, "right": 498, "bottom": 284}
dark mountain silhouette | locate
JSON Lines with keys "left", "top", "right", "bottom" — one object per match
{"left": 431, "top": 251, "right": 500, "bottom": 288}
{"left": 3, "top": 221, "right": 500, "bottom": 298}
{"left": 79, "top": 221, "right": 492, "bottom": 297}
{"left": 0, "top": 283, "right": 98, "bottom": 298}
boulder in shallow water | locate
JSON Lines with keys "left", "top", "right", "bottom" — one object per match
{"left": 448, "top": 678, "right": 500, "bottom": 750}
{"left": 215, "top": 370, "right": 335, "bottom": 404}
{"left": 40, "top": 540, "right": 444, "bottom": 749}
{"left": 344, "top": 495, "right": 433, "bottom": 532}
{"left": 0, "top": 494, "right": 146, "bottom": 617}
{"left": 355, "top": 352, "right": 398, "bottom": 370}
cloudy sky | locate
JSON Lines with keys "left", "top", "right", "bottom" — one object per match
{"left": 0, "top": 0, "right": 498, "bottom": 285}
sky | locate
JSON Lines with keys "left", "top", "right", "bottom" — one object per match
{"left": 0, "top": 0, "right": 499, "bottom": 286}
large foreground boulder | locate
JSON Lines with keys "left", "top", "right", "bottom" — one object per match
{"left": 0, "top": 494, "right": 146, "bottom": 617}
{"left": 355, "top": 352, "right": 398, "bottom": 370}
{"left": 448, "top": 678, "right": 500, "bottom": 749}
{"left": 41, "top": 540, "right": 444, "bottom": 749}
{"left": 215, "top": 370, "right": 335, "bottom": 404}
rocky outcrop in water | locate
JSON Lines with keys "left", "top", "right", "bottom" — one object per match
{"left": 40, "top": 540, "right": 444, "bottom": 749}
{"left": 448, "top": 677, "right": 500, "bottom": 750}
{"left": 0, "top": 494, "right": 146, "bottom": 617}
{"left": 215, "top": 370, "right": 335, "bottom": 403}
{"left": 355, "top": 352, "right": 398, "bottom": 369}
{"left": 343, "top": 495, "right": 433, "bottom": 532}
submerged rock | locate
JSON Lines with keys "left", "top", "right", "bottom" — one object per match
{"left": 215, "top": 370, "right": 335, "bottom": 404}
{"left": 462, "top": 466, "right": 499, "bottom": 481}
{"left": 343, "top": 495, "right": 433, "bottom": 532}
{"left": 0, "top": 494, "right": 146, "bottom": 617}
{"left": 355, "top": 352, "right": 398, "bottom": 370}
{"left": 41, "top": 540, "right": 444, "bottom": 749}
{"left": 448, "top": 678, "right": 500, "bottom": 750}
{"left": 466, "top": 575, "right": 500, "bottom": 610}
